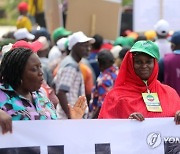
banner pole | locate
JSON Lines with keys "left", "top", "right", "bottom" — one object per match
{"left": 160, "top": 0, "right": 163, "bottom": 19}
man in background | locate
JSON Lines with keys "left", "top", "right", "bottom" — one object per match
{"left": 54, "top": 31, "right": 95, "bottom": 119}
{"left": 154, "top": 19, "right": 172, "bottom": 58}
{"left": 158, "top": 31, "right": 180, "bottom": 95}
{"left": 16, "top": 2, "right": 32, "bottom": 32}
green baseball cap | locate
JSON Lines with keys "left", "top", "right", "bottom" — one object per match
{"left": 52, "top": 27, "right": 72, "bottom": 42}
{"left": 114, "top": 36, "right": 134, "bottom": 47}
{"left": 130, "top": 40, "right": 160, "bottom": 60}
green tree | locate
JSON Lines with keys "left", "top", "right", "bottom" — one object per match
{"left": 122, "top": 0, "right": 133, "bottom": 6}
{"left": 0, "top": 0, "right": 27, "bottom": 25}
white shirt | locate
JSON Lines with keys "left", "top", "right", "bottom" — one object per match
{"left": 48, "top": 45, "right": 62, "bottom": 62}
{"left": 155, "top": 39, "right": 172, "bottom": 59}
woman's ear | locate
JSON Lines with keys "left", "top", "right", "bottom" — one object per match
{"left": 171, "top": 43, "right": 176, "bottom": 51}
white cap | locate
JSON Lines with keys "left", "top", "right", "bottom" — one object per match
{"left": 1, "top": 43, "right": 13, "bottom": 57}
{"left": 68, "top": 31, "right": 95, "bottom": 50}
{"left": 14, "top": 28, "right": 35, "bottom": 40}
{"left": 37, "top": 36, "right": 49, "bottom": 50}
{"left": 57, "top": 37, "right": 68, "bottom": 51}
{"left": 110, "top": 45, "right": 122, "bottom": 59}
{"left": 154, "top": 19, "right": 169, "bottom": 36}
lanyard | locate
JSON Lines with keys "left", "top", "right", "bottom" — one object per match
{"left": 143, "top": 80, "right": 150, "bottom": 93}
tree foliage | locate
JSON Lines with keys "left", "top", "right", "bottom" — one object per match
{"left": 122, "top": 0, "right": 133, "bottom": 6}
{"left": 0, "top": 0, "right": 27, "bottom": 25}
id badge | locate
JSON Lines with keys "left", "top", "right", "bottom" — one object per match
{"left": 142, "top": 93, "right": 162, "bottom": 112}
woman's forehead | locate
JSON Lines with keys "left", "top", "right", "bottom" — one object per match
{"left": 132, "top": 52, "right": 154, "bottom": 59}
{"left": 26, "top": 53, "right": 41, "bottom": 65}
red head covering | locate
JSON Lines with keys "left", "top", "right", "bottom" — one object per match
{"left": 12, "top": 40, "right": 43, "bottom": 53}
{"left": 18, "top": 2, "right": 28, "bottom": 12}
{"left": 98, "top": 51, "right": 180, "bottom": 119}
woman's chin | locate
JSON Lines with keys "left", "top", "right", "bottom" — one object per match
{"left": 139, "top": 75, "right": 150, "bottom": 80}
{"left": 31, "top": 86, "right": 41, "bottom": 92}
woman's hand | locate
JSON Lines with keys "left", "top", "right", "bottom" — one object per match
{"left": 68, "top": 96, "right": 87, "bottom": 119}
{"left": 0, "top": 109, "right": 12, "bottom": 134}
{"left": 174, "top": 110, "right": 180, "bottom": 124}
{"left": 128, "top": 112, "right": 145, "bottom": 121}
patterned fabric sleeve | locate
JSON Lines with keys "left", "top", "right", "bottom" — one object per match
{"left": 0, "top": 86, "right": 57, "bottom": 120}
{"left": 89, "top": 66, "right": 118, "bottom": 112}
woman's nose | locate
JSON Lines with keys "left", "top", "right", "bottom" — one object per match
{"left": 39, "top": 68, "right": 44, "bottom": 76}
{"left": 142, "top": 63, "right": 148, "bottom": 68}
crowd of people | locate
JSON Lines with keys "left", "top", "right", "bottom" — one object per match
{"left": 0, "top": 1, "right": 179, "bottom": 136}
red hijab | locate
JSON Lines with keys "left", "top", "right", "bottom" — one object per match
{"left": 98, "top": 51, "right": 180, "bottom": 119}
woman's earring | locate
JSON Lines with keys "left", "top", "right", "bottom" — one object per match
{"left": 20, "top": 80, "right": 23, "bottom": 85}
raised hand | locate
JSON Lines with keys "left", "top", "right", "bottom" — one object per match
{"left": 68, "top": 96, "right": 87, "bottom": 119}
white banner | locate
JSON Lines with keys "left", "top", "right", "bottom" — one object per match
{"left": 134, "top": 0, "right": 180, "bottom": 32}
{"left": 0, "top": 118, "right": 180, "bottom": 154}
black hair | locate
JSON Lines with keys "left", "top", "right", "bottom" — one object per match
{"left": 0, "top": 48, "right": 33, "bottom": 90}
{"left": 92, "top": 34, "right": 103, "bottom": 50}
{"left": 97, "top": 50, "right": 114, "bottom": 69}
{"left": 132, "top": 52, "right": 154, "bottom": 59}
{"left": 119, "top": 47, "right": 130, "bottom": 59}
{"left": 135, "top": 35, "right": 147, "bottom": 42}
{"left": 31, "top": 27, "right": 51, "bottom": 41}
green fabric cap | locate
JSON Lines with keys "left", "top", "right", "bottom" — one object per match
{"left": 114, "top": 36, "right": 134, "bottom": 47}
{"left": 0, "top": 38, "right": 16, "bottom": 51}
{"left": 130, "top": 40, "right": 160, "bottom": 61}
{"left": 52, "top": 27, "right": 72, "bottom": 42}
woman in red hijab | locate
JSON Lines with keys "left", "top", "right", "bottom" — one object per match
{"left": 98, "top": 40, "right": 180, "bottom": 124}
